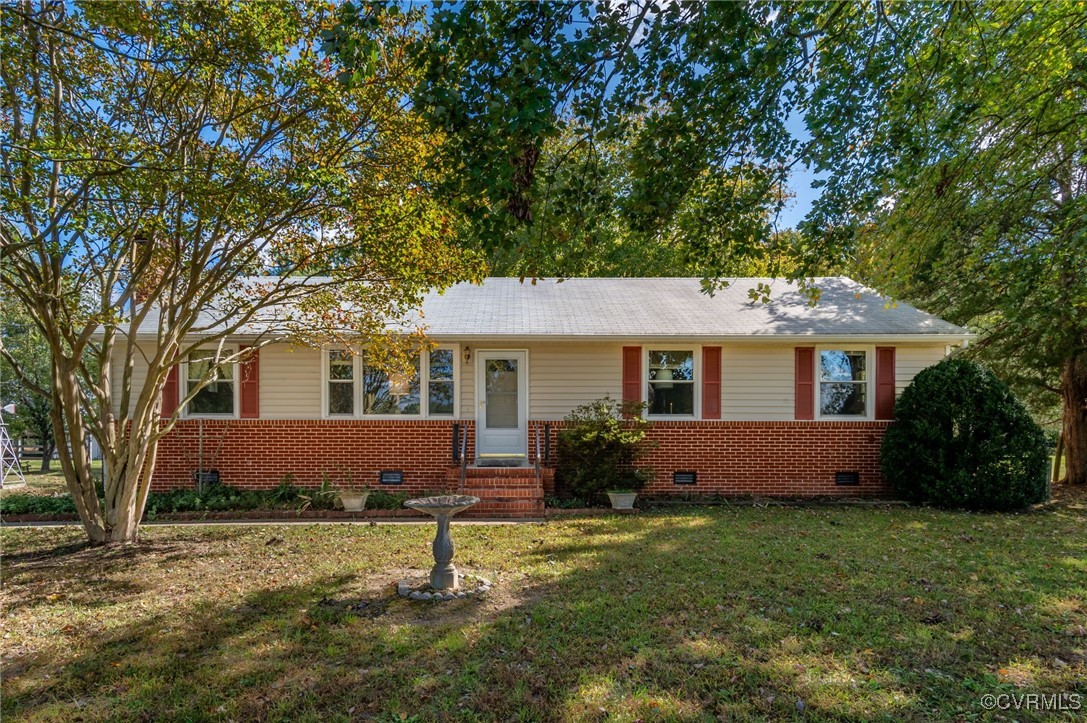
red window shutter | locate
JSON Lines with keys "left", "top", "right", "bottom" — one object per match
{"left": 240, "top": 346, "right": 260, "bottom": 419}
{"left": 161, "top": 365, "right": 179, "bottom": 416}
{"left": 875, "top": 346, "right": 896, "bottom": 420}
{"left": 794, "top": 347, "right": 815, "bottom": 420}
{"left": 702, "top": 346, "right": 722, "bottom": 419}
{"left": 621, "top": 346, "right": 642, "bottom": 414}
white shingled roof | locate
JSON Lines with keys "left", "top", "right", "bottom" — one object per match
{"left": 414, "top": 277, "right": 970, "bottom": 340}
{"left": 122, "top": 276, "right": 971, "bottom": 341}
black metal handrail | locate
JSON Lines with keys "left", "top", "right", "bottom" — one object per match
{"left": 459, "top": 424, "right": 468, "bottom": 492}
{"left": 534, "top": 425, "right": 542, "bottom": 490}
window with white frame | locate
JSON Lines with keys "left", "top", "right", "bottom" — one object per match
{"left": 427, "top": 348, "right": 455, "bottom": 415}
{"left": 647, "top": 349, "right": 695, "bottom": 416}
{"left": 186, "top": 348, "right": 236, "bottom": 416}
{"left": 818, "top": 349, "right": 869, "bottom": 417}
{"left": 327, "top": 349, "right": 355, "bottom": 416}
{"left": 324, "top": 347, "right": 455, "bottom": 418}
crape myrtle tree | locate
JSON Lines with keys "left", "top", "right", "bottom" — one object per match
{"left": 0, "top": 1, "right": 483, "bottom": 543}
{"left": 330, "top": 1, "right": 1087, "bottom": 484}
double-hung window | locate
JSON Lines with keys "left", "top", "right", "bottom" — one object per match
{"left": 647, "top": 349, "right": 695, "bottom": 416}
{"left": 327, "top": 350, "right": 355, "bottom": 416}
{"left": 818, "top": 349, "right": 870, "bottom": 417}
{"left": 185, "top": 348, "right": 237, "bottom": 417}
{"left": 323, "top": 346, "right": 457, "bottom": 418}
{"left": 427, "top": 348, "right": 456, "bottom": 416}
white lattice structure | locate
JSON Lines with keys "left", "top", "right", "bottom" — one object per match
{"left": 1, "top": 404, "right": 28, "bottom": 488}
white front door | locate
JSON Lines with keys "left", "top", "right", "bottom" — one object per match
{"left": 475, "top": 350, "right": 528, "bottom": 457}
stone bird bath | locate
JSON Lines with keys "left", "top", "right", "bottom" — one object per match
{"left": 404, "top": 495, "right": 480, "bottom": 590}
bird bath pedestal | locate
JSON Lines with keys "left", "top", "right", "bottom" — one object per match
{"left": 404, "top": 495, "right": 480, "bottom": 590}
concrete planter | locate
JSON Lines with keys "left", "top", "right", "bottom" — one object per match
{"left": 338, "top": 491, "right": 370, "bottom": 512}
{"left": 607, "top": 491, "right": 638, "bottom": 510}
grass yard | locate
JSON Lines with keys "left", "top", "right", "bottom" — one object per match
{"left": 2, "top": 500, "right": 1086, "bottom": 721}
{"left": 1, "top": 461, "right": 99, "bottom": 498}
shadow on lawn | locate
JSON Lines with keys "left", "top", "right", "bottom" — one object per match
{"left": 3, "top": 508, "right": 1086, "bottom": 720}
{"left": 1, "top": 529, "right": 253, "bottom": 613}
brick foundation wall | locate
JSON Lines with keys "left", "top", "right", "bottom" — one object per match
{"left": 152, "top": 418, "right": 891, "bottom": 498}
{"left": 530, "top": 420, "right": 893, "bottom": 498}
{"left": 152, "top": 419, "right": 474, "bottom": 494}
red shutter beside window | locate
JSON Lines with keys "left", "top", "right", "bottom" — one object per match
{"left": 794, "top": 347, "right": 815, "bottom": 420}
{"left": 161, "top": 365, "right": 179, "bottom": 417}
{"left": 875, "top": 346, "right": 896, "bottom": 420}
{"left": 702, "top": 346, "right": 722, "bottom": 419}
{"left": 622, "top": 346, "right": 642, "bottom": 416}
{"left": 240, "top": 346, "right": 260, "bottom": 419}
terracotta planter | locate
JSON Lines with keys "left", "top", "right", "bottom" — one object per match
{"left": 606, "top": 491, "right": 637, "bottom": 510}
{"left": 338, "top": 491, "right": 370, "bottom": 512}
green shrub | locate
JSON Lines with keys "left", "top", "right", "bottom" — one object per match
{"left": 366, "top": 489, "right": 408, "bottom": 509}
{"left": 557, "top": 396, "right": 655, "bottom": 503}
{"left": 0, "top": 493, "right": 78, "bottom": 515}
{"left": 881, "top": 358, "right": 1048, "bottom": 511}
{"left": 544, "top": 495, "right": 587, "bottom": 509}
{"left": 0, "top": 476, "right": 409, "bottom": 516}
{"left": 266, "top": 474, "right": 303, "bottom": 505}
{"left": 143, "top": 484, "right": 267, "bottom": 515}
{"left": 297, "top": 473, "right": 339, "bottom": 512}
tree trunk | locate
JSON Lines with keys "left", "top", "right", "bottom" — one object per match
{"left": 1052, "top": 431, "right": 1064, "bottom": 485}
{"left": 39, "top": 440, "right": 54, "bottom": 473}
{"left": 1061, "top": 353, "right": 1087, "bottom": 485}
{"left": 52, "top": 362, "right": 109, "bottom": 544}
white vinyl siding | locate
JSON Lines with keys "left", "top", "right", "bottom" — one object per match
{"left": 459, "top": 351, "right": 475, "bottom": 419}
{"left": 260, "top": 344, "right": 322, "bottom": 419}
{"left": 461, "top": 342, "right": 623, "bottom": 419}
{"left": 528, "top": 342, "right": 623, "bottom": 418}
{"left": 111, "top": 343, "right": 151, "bottom": 418}
{"left": 721, "top": 345, "right": 795, "bottom": 421}
{"left": 111, "top": 338, "right": 953, "bottom": 423}
{"left": 895, "top": 344, "right": 949, "bottom": 396}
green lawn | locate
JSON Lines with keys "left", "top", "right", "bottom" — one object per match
{"left": 1, "top": 461, "right": 100, "bottom": 498}
{"left": 2, "top": 501, "right": 1085, "bottom": 721}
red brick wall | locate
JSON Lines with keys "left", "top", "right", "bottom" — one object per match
{"left": 152, "top": 419, "right": 473, "bottom": 494}
{"left": 531, "top": 420, "right": 892, "bottom": 498}
{"left": 638, "top": 421, "right": 891, "bottom": 497}
{"left": 152, "top": 418, "right": 891, "bottom": 498}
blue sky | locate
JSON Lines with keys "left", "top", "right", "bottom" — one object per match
{"left": 778, "top": 112, "right": 824, "bottom": 230}
{"left": 780, "top": 161, "right": 821, "bottom": 230}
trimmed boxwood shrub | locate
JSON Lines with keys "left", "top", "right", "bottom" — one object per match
{"left": 881, "top": 358, "right": 1048, "bottom": 510}
{"left": 557, "top": 395, "right": 655, "bottom": 504}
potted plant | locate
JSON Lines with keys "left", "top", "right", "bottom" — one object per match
{"left": 606, "top": 469, "right": 652, "bottom": 510}
{"left": 606, "top": 489, "right": 638, "bottom": 510}
{"left": 339, "top": 487, "right": 370, "bottom": 512}
{"left": 334, "top": 468, "right": 369, "bottom": 512}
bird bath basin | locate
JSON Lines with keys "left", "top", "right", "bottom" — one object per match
{"left": 404, "top": 495, "right": 480, "bottom": 590}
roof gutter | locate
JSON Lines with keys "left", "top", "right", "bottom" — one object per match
{"left": 109, "top": 331, "right": 975, "bottom": 344}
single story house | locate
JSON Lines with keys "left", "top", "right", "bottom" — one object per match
{"left": 117, "top": 277, "right": 971, "bottom": 516}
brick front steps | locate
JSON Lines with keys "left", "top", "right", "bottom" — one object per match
{"left": 447, "top": 466, "right": 551, "bottom": 519}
